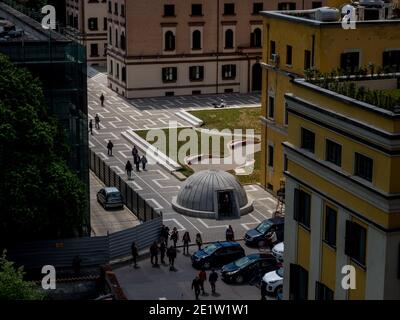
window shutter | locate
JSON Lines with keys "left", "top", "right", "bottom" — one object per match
{"left": 294, "top": 189, "right": 300, "bottom": 221}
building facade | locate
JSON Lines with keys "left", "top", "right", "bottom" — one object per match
{"left": 260, "top": 1, "right": 399, "bottom": 194}
{"left": 106, "top": 0, "right": 329, "bottom": 98}
{"left": 66, "top": 0, "right": 108, "bottom": 65}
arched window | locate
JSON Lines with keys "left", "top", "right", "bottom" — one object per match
{"left": 115, "top": 29, "right": 119, "bottom": 48}
{"left": 192, "top": 30, "right": 201, "bottom": 50}
{"left": 251, "top": 28, "right": 262, "bottom": 48}
{"left": 165, "top": 31, "right": 175, "bottom": 51}
{"left": 109, "top": 26, "right": 112, "bottom": 45}
{"left": 225, "top": 29, "right": 234, "bottom": 49}
{"left": 120, "top": 32, "right": 126, "bottom": 50}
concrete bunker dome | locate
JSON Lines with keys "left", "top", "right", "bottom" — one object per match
{"left": 172, "top": 170, "right": 253, "bottom": 219}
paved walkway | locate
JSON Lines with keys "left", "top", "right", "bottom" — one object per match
{"left": 87, "top": 67, "right": 277, "bottom": 243}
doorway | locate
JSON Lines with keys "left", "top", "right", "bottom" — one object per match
{"left": 251, "top": 63, "right": 262, "bottom": 91}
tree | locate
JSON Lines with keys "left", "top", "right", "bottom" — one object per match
{"left": 0, "top": 54, "right": 88, "bottom": 246}
{"left": 0, "top": 250, "right": 44, "bottom": 300}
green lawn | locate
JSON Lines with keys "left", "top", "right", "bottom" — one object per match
{"left": 384, "top": 89, "right": 400, "bottom": 100}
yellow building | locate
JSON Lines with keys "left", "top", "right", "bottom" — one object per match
{"left": 260, "top": 2, "right": 399, "bottom": 193}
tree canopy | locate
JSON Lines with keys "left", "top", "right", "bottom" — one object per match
{"left": 0, "top": 54, "right": 88, "bottom": 247}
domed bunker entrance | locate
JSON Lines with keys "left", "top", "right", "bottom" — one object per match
{"left": 172, "top": 170, "right": 253, "bottom": 220}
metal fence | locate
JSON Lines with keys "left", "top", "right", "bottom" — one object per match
{"left": 89, "top": 150, "right": 161, "bottom": 222}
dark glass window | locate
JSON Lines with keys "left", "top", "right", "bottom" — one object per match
{"left": 268, "top": 145, "right": 274, "bottom": 167}
{"left": 289, "top": 264, "right": 309, "bottom": 300}
{"left": 192, "top": 30, "right": 202, "bottom": 50}
{"left": 312, "top": 2, "right": 323, "bottom": 8}
{"left": 326, "top": 139, "right": 342, "bottom": 167}
{"left": 340, "top": 52, "right": 360, "bottom": 72}
{"left": 162, "top": 67, "right": 177, "bottom": 82}
{"left": 251, "top": 28, "right": 262, "bottom": 48}
{"left": 164, "top": 31, "right": 175, "bottom": 51}
{"left": 304, "top": 50, "right": 311, "bottom": 70}
{"left": 191, "top": 4, "right": 203, "bottom": 16}
{"left": 354, "top": 153, "right": 373, "bottom": 182}
{"left": 120, "top": 32, "right": 126, "bottom": 50}
{"left": 121, "top": 4, "right": 125, "bottom": 17}
{"left": 324, "top": 206, "right": 337, "bottom": 247}
{"left": 345, "top": 221, "right": 367, "bottom": 266}
{"left": 164, "top": 4, "right": 175, "bottom": 16}
{"left": 270, "top": 40, "right": 276, "bottom": 60}
{"left": 301, "top": 128, "right": 315, "bottom": 153}
{"left": 103, "top": 17, "right": 107, "bottom": 31}
{"left": 383, "top": 50, "right": 400, "bottom": 71}
{"left": 315, "top": 282, "right": 334, "bottom": 300}
{"left": 278, "top": 3, "right": 297, "bottom": 10}
{"left": 122, "top": 67, "right": 126, "bottom": 82}
{"left": 294, "top": 189, "right": 311, "bottom": 228}
{"left": 88, "top": 18, "right": 98, "bottom": 31}
{"left": 224, "top": 3, "right": 235, "bottom": 15}
{"left": 253, "top": 3, "right": 264, "bottom": 14}
{"left": 225, "top": 29, "right": 234, "bottom": 49}
{"left": 268, "top": 96, "right": 275, "bottom": 119}
{"left": 108, "top": 1, "right": 111, "bottom": 13}
{"left": 286, "top": 45, "right": 293, "bottom": 65}
{"left": 222, "top": 64, "right": 236, "bottom": 79}
{"left": 90, "top": 43, "right": 99, "bottom": 57}
{"left": 189, "top": 66, "right": 204, "bottom": 81}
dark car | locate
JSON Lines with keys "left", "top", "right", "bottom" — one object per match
{"left": 244, "top": 217, "right": 284, "bottom": 247}
{"left": 221, "top": 253, "right": 279, "bottom": 284}
{"left": 191, "top": 242, "right": 245, "bottom": 269}
{"left": 97, "top": 187, "right": 124, "bottom": 210}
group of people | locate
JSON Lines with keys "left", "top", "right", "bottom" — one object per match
{"left": 89, "top": 113, "right": 101, "bottom": 135}
{"left": 125, "top": 146, "right": 148, "bottom": 179}
{"left": 192, "top": 268, "right": 219, "bottom": 299}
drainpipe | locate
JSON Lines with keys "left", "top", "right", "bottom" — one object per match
{"left": 216, "top": 0, "right": 220, "bottom": 94}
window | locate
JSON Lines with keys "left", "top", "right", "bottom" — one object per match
{"left": 116, "top": 63, "right": 120, "bottom": 79}
{"left": 312, "top": 2, "right": 323, "bottom": 8}
{"left": 304, "top": 50, "right": 311, "bottom": 70}
{"left": 278, "top": 3, "right": 297, "bottom": 10}
{"left": 88, "top": 18, "right": 98, "bottom": 31}
{"left": 192, "top": 90, "right": 201, "bottom": 95}
{"left": 284, "top": 102, "right": 289, "bottom": 125}
{"left": 354, "top": 153, "right": 373, "bottom": 182}
{"left": 325, "top": 139, "right": 342, "bottom": 167}
{"left": 301, "top": 128, "right": 315, "bottom": 153}
{"left": 109, "top": 59, "right": 113, "bottom": 75}
{"left": 165, "top": 91, "right": 175, "bottom": 96}
{"left": 189, "top": 66, "right": 204, "bottom": 81}
{"left": 191, "top": 4, "right": 202, "bottom": 16}
{"left": 164, "top": 4, "right": 175, "bottom": 17}
{"left": 294, "top": 189, "right": 311, "bottom": 228}
{"left": 383, "top": 50, "right": 400, "bottom": 71}
{"left": 120, "top": 32, "right": 126, "bottom": 50}
{"left": 251, "top": 28, "right": 262, "bottom": 48}
{"left": 286, "top": 45, "right": 293, "bottom": 65}
{"left": 345, "top": 221, "right": 367, "bottom": 266}
{"left": 115, "top": 29, "right": 119, "bottom": 48}
{"left": 225, "top": 29, "right": 234, "bottom": 49}
{"left": 108, "top": 0, "right": 111, "bottom": 13}
{"left": 73, "top": 16, "right": 78, "bottom": 28}
{"left": 268, "top": 145, "right": 274, "bottom": 167}
{"left": 122, "top": 67, "right": 126, "bottom": 82}
{"left": 109, "top": 26, "right": 112, "bottom": 45}
{"left": 268, "top": 96, "right": 275, "bottom": 119}
{"left": 284, "top": 154, "right": 288, "bottom": 171}
{"left": 222, "top": 64, "right": 236, "bottom": 79}
{"left": 270, "top": 40, "right": 276, "bottom": 60}
{"left": 192, "top": 30, "right": 201, "bottom": 50}
{"left": 289, "top": 264, "right": 309, "bottom": 300}
{"left": 224, "top": 3, "right": 235, "bottom": 15}
{"left": 324, "top": 206, "right": 337, "bottom": 247}
{"left": 224, "top": 88, "right": 234, "bottom": 93}
{"left": 162, "top": 67, "right": 177, "bottom": 82}
{"left": 121, "top": 4, "right": 125, "bottom": 17}
{"left": 114, "top": 2, "right": 118, "bottom": 15}
{"left": 90, "top": 43, "right": 99, "bottom": 57}
{"left": 315, "top": 282, "right": 334, "bottom": 300}
{"left": 340, "top": 52, "right": 360, "bottom": 72}
{"left": 103, "top": 17, "right": 107, "bottom": 31}
{"left": 164, "top": 31, "right": 175, "bottom": 51}
{"left": 253, "top": 3, "right": 263, "bottom": 14}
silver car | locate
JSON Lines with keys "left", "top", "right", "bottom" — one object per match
{"left": 97, "top": 187, "right": 124, "bottom": 210}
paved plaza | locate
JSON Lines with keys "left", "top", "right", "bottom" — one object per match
{"left": 87, "top": 67, "right": 277, "bottom": 243}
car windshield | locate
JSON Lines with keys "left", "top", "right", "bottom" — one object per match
{"left": 234, "top": 256, "right": 255, "bottom": 268}
{"left": 277, "top": 268, "right": 284, "bottom": 278}
{"left": 203, "top": 244, "right": 219, "bottom": 255}
{"left": 256, "top": 220, "right": 272, "bottom": 234}
{"left": 107, "top": 192, "right": 121, "bottom": 199}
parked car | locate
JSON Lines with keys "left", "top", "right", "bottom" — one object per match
{"left": 191, "top": 241, "right": 245, "bottom": 269}
{"left": 244, "top": 217, "right": 284, "bottom": 247}
{"left": 97, "top": 187, "right": 124, "bottom": 210}
{"left": 272, "top": 242, "right": 284, "bottom": 262}
{"left": 221, "top": 253, "right": 279, "bottom": 284}
{"left": 262, "top": 267, "right": 284, "bottom": 296}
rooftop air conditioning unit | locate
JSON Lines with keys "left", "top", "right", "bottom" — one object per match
{"left": 271, "top": 53, "right": 280, "bottom": 66}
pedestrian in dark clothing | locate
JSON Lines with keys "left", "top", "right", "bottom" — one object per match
{"left": 89, "top": 119, "right": 93, "bottom": 135}
{"left": 95, "top": 114, "right": 100, "bottom": 129}
{"left": 261, "top": 280, "right": 267, "bottom": 300}
{"left": 162, "top": 225, "right": 170, "bottom": 247}
{"left": 199, "top": 269, "right": 207, "bottom": 295}
{"left": 209, "top": 269, "right": 218, "bottom": 294}
{"left": 170, "top": 227, "right": 178, "bottom": 248}
{"left": 226, "top": 225, "right": 234, "bottom": 241}
{"left": 166, "top": 245, "right": 177, "bottom": 270}
{"left": 150, "top": 241, "right": 159, "bottom": 267}
{"left": 159, "top": 240, "right": 166, "bottom": 264}
{"left": 125, "top": 160, "right": 133, "bottom": 180}
{"left": 100, "top": 93, "right": 105, "bottom": 106}
{"left": 131, "top": 242, "right": 138, "bottom": 268}
{"left": 182, "top": 231, "right": 191, "bottom": 255}
{"left": 107, "top": 140, "right": 113, "bottom": 156}
{"left": 135, "top": 155, "right": 141, "bottom": 172}
{"left": 192, "top": 276, "right": 201, "bottom": 300}
{"left": 141, "top": 155, "right": 148, "bottom": 171}
{"left": 195, "top": 233, "right": 203, "bottom": 251}
{"left": 132, "top": 145, "right": 138, "bottom": 161}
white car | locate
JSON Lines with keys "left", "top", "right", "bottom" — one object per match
{"left": 262, "top": 267, "right": 284, "bottom": 295}
{"left": 272, "top": 242, "right": 284, "bottom": 262}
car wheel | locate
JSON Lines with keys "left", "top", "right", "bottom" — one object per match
{"left": 203, "top": 262, "right": 211, "bottom": 269}
{"left": 274, "top": 285, "right": 283, "bottom": 296}
{"left": 103, "top": 203, "right": 107, "bottom": 210}
{"left": 235, "top": 275, "right": 244, "bottom": 284}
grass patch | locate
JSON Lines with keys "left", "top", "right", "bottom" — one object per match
{"left": 384, "top": 89, "right": 400, "bottom": 100}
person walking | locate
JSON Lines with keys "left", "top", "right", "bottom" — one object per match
{"left": 198, "top": 269, "right": 207, "bottom": 295}
{"left": 167, "top": 245, "right": 177, "bottom": 271}
{"left": 107, "top": 140, "right": 114, "bottom": 156}
{"left": 131, "top": 241, "right": 139, "bottom": 268}
{"left": 132, "top": 145, "right": 138, "bottom": 162}
{"left": 192, "top": 276, "right": 201, "bottom": 300}
{"left": 94, "top": 113, "right": 100, "bottom": 130}
{"left": 135, "top": 155, "right": 141, "bottom": 172}
{"left": 89, "top": 119, "right": 93, "bottom": 135}
{"left": 182, "top": 231, "right": 191, "bottom": 255}
{"left": 162, "top": 225, "right": 170, "bottom": 247}
{"left": 209, "top": 269, "right": 218, "bottom": 294}
{"left": 150, "top": 241, "right": 159, "bottom": 267}
{"left": 100, "top": 93, "right": 105, "bottom": 107}
{"left": 159, "top": 239, "right": 166, "bottom": 265}
{"left": 125, "top": 160, "right": 133, "bottom": 180}
{"left": 141, "top": 155, "right": 148, "bottom": 171}
{"left": 170, "top": 227, "right": 178, "bottom": 249}
{"left": 226, "top": 225, "right": 234, "bottom": 241}
{"left": 195, "top": 233, "right": 203, "bottom": 251}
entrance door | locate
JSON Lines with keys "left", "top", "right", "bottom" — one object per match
{"left": 217, "top": 191, "right": 232, "bottom": 218}
{"left": 251, "top": 63, "right": 262, "bottom": 91}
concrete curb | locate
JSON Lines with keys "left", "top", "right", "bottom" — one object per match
{"left": 175, "top": 110, "right": 203, "bottom": 127}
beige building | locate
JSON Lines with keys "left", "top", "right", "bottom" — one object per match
{"left": 107, "top": 0, "right": 328, "bottom": 98}
{"left": 66, "top": 0, "right": 108, "bottom": 65}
